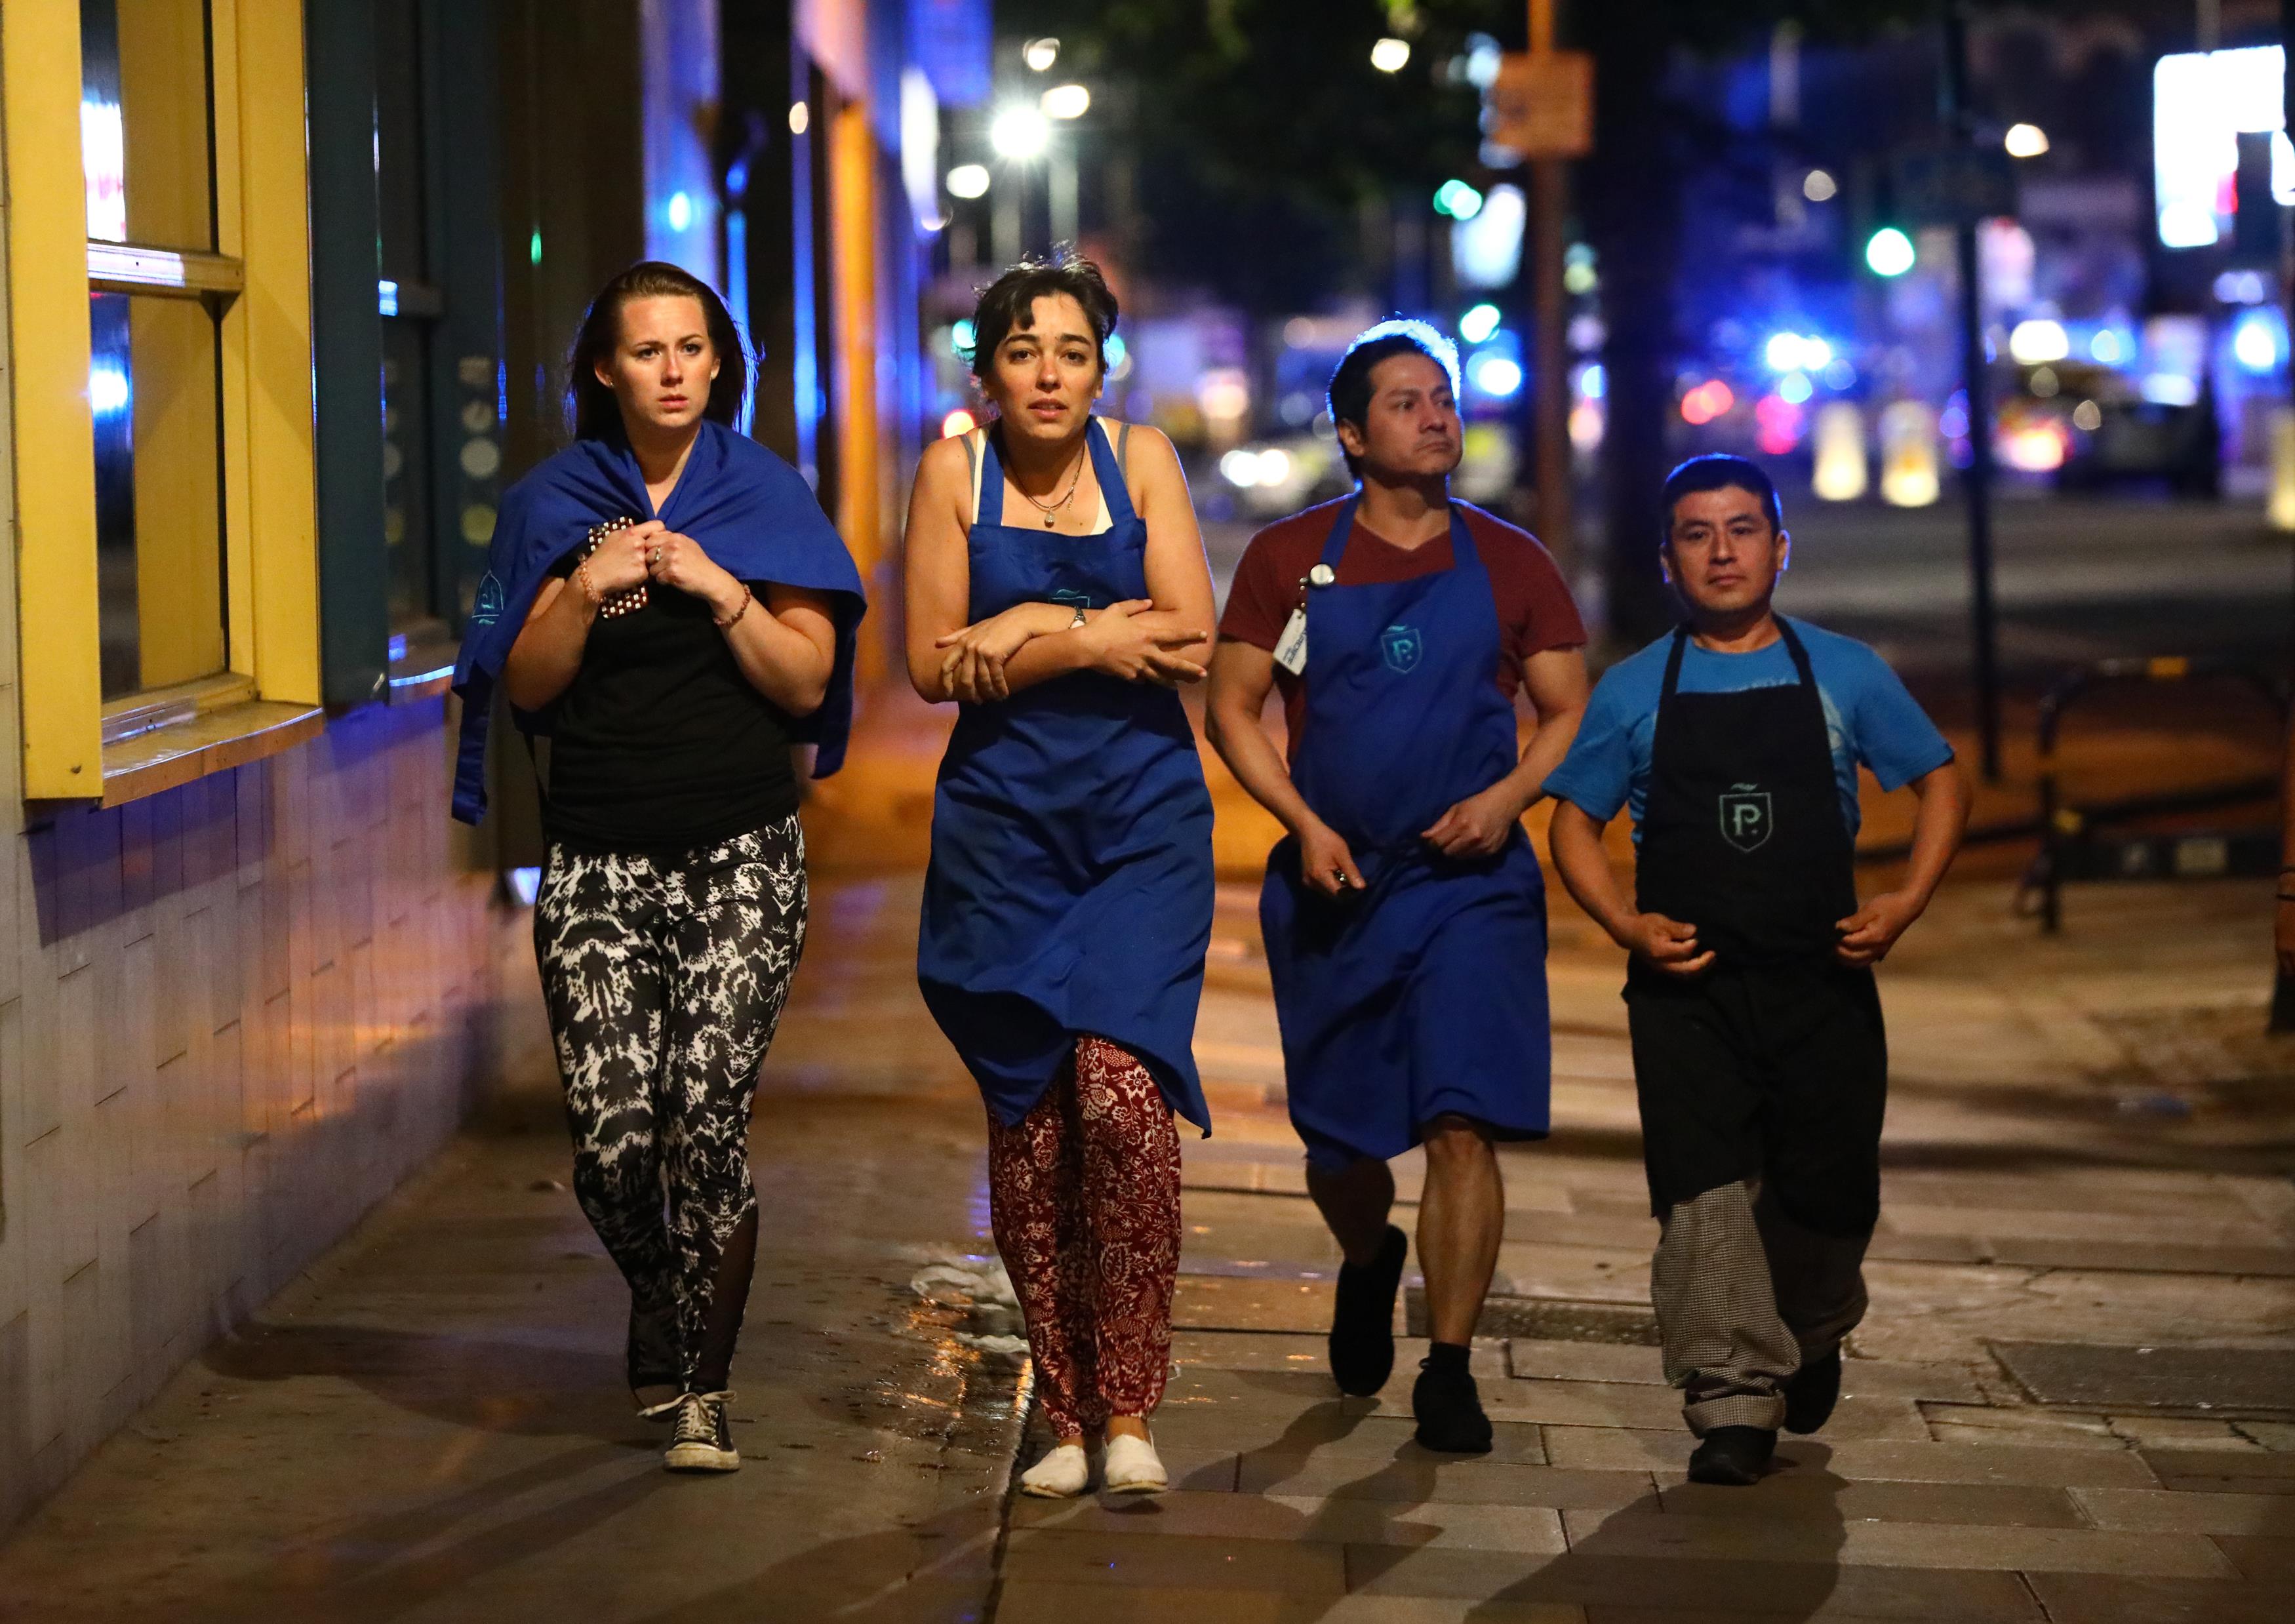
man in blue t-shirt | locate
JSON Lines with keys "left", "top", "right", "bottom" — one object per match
{"left": 1546, "top": 455, "right": 1968, "bottom": 1488}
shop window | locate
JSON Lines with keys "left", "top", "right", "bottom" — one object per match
{"left": 81, "top": 0, "right": 230, "bottom": 701}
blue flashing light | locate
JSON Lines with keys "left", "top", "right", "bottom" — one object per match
{"left": 89, "top": 363, "right": 130, "bottom": 418}
{"left": 1777, "top": 372, "right": 1814, "bottom": 405}
{"left": 666, "top": 191, "right": 694, "bottom": 232}
{"left": 1469, "top": 353, "right": 1523, "bottom": 397}
{"left": 378, "top": 279, "right": 399, "bottom": 317}
{"left": 2233, "top": 309, "right": 2283, "bottom": 373}
{"left": 1460, "top": 302, "right": 1502, "bottom": 344}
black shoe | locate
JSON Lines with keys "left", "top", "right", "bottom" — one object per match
{"left": 1329, "top": 1225, "right": 1407, "bottom": 1396}
{"left": 663, "top": 1391, "right": 740, "bottom": 1473}
{"left": 1784, "top": 1349, "right": 1842, "bottom": 1435}
{"left": 1411, "top": 1358, "right": 1494, "bottom": 1454}
{"left": 1687, "top": 1425, "right": 1776, "bottom": 1486}
{"left": 628, "top": 1300, "right": 680, "bottom": 1420}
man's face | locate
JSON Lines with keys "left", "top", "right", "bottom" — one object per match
{"left": 1338, "top": 353, "right": 1462, "bottom": 480}
{"left": 1662, "top": 485, "right": 1789, "bottom": 618}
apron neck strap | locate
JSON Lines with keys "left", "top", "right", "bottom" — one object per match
{"left": 1085, "top": 418, "right": 1138, "bottom": 525}
{"left": 1661, "top": 614, "right": 1810, "bottom": 703}
{"left": 1317, "top": 494, "right": 1471, "bottom": 573}
{"left": 978, "top": 423, "right": 1008, "bottom": 526}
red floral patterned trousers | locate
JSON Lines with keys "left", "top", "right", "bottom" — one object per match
{"left": 986, "top": 1035, "right": 1182, "bottom": 1439}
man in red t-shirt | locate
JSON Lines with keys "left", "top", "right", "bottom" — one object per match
{"left": 1207, "top": 323, "right": 1589, "bottom": 1454}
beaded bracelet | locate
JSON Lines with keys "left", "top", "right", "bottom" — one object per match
{"left": 716, "top": 584, "right": 754, "bottom": 629}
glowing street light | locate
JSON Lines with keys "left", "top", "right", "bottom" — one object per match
{"left": 1022, "top": 37, "right": 1060, "bottom": 73}
{"left": 2003, "top": 122, "right": 2049, "bottom": 159}
{"left": 1370, "top": 37, "right": 1411, "bottom": 73}
{"left": 1803, "top": 168, "right": 1838, "bottom": 202}
{"left": 991, "top": 104, "right": 1050, "bottom": 161}
{"left": 1041, "top": 83, "right": 1090, "bottom": 121}
{"left": 1865, "top": 226, "right": 1915, "bottom": 277}
{"left": 946, "top": 163, "right": 989, "bottom": 199}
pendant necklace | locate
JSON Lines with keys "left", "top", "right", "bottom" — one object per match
{"left": 1016, "top": 442, "right": 1088, "bottom": 529}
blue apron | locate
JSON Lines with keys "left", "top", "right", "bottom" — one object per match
{"left": 1258, "top": 498, "right": 1552, "bottom": 1166}
{"left": 918, "top": 418, "right": 1215, "bottom": 1133}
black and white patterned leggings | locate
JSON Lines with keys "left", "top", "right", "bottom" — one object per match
{"left": 534, "top": 816, "right": 807, "bottom": 1393}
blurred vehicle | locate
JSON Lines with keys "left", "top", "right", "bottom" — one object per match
{"left": 1214, "top": 422, "right": 1521, "bottom": 521}
{"left": 2003, "top": 361, "right": 2219, "bottom": 496}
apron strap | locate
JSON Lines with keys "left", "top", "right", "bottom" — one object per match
{"left": 1658, "top": 625, "right": 1692, "bottom": 703}
{"left": 1087, "top": 418, "right": 1139, "bottom": 526}
{"left": 1317, "top": 495, "right": 1360, "bottom": 572}
{"left": 1774, "top": 616, "right": 1818, "bottom": 688}
{"left": 978, "top": 424, "right": 1008, "bottom": 527}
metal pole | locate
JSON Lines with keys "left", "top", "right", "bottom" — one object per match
{"left": 1944, "top": 2, "right": 2004, "bottom": 782}
{"left": 1528, "top": 0, "right": 1573, "bottom": 566}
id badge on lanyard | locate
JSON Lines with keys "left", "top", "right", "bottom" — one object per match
{"left": 1273, "top": 562, "right": 1336, "bottom": 676}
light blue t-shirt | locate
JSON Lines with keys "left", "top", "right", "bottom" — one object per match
{"left": 1544, "top": 617, "right": 1953, "bottom": 842}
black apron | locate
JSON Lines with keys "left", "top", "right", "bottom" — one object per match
{"left": 1625, "top": 620, "right": 1885, "bottom": 1235}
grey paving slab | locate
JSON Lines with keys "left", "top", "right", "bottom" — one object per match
{"left": 1492, "top": 1381, "right": 1926, "bottom": 1440}
{"left": 1237, "top": 1453, "right": 1658, "bottom": 1510}
{"left": 1174, "top": 1275, "right": 1338, "bottom": 1334}
{"left": 2209, "top": 1534, "right": 2295, "bottom": 1582}
{"left": 2071, "top": 1486, "right": 2295, "bottom": 1535}
{"left": 995, "top": 1584, "right": 1586, "bottom": 1623}
{"left": 1919, "top": 1403, "right": 2128, "bottom": 1448}
{"left": 1984, "top": 1238, "right": 2295, "bottom": 1277}
{"left": 1150, "top": 1404, "right": 1549, "bottom": 1465}
{"left": 1341, "top": 1546, "right": 2045, "bottom": 1618}
{"left": 2139, "top": 1446, "right": 2295, "bottom": 1480}
{"left": 1991, "top": 1340, "right": 2295, "bottom": 1410}
{"left": 1657, "top": 1476, "right": 2085, "bottom": 1528}
{"left": 2021, "top": 1572, "right": 2290, "bottom": 1624}
{"left": 1001, "top": 1526, "right": 1347, "bottom": 1593}
{"left": 1013, "top": 1490, "right": 1570, "bottom": 1554}
{"left": 1560, "top": 1507, "right": 2237, "bottom": 1577}
{"left": 1542, "top": 1429, "right": 2165, "bottom": 1488}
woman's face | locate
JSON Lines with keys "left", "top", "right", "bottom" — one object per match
{"left": 596, "top": 294, "right": 719, "bottom": 434}
{"left": 981, "top": 293, "right": 1103, "bottom": 447}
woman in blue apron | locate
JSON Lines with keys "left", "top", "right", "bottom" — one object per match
{"left": 1207, "top": 325, "right": 1587, "bottom": 1454}
{"left": 902, "top": 256, "right": 1216, "bottom": 1499}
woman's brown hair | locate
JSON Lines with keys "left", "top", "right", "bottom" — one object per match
{"left": 565, "top": 260, "right": 749, "bottom": 441}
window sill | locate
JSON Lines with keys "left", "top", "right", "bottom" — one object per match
{"left": 96, "top": 699, "right": 327, "bottom": 807}
{"left": 386, "top": 624, "right": 459, "bottom": 703}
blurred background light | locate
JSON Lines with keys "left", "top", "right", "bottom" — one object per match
{"left": 2233, "top": 309, "right": 2283, "bottom": 372}
{"left": 1802, "top": 168, "right": 1837, "bottom": 202}
{"left": 991, "top": 105, "right": 1050, "bottom": 160}
{"left": 1865, "top": 227, "right": 1916, "bottom": 277}
{"left": 1777, "top": 371, "right": 1814, "bottom": 405}
{"left": 89, "top": 363, "right": 129, "bottom": 418}
{"left": 1879, "top": 401, "right": 1941, "bottom": 506}
{"left": 1451, "top": 184, "right": 1525, "bottom": 288}
{"left": 1023, "top": 37, "right": 1060, "bottom": 72}
{"left": 1370, "top": 37, "right": 1411, "bottom": 73}
{"left": 1679, "top": 380, "right": 1734, "bottom": 426}
{"left": 946, "top": 163, "right": 989, "bottom": 199}
{"left": 2003, "top": 122, "right": 2050, "bottom": 158}
{"left": 665, "top": 190, "right": 692, "bottom": 231}
{"left": 1434, "top": 179, "right": 1484, "bottom": 220}
{"left": 1041, "top": 83, "right": 1090, "bottom": 120}
{"left": 2008, "top": 318, "right": 2069, "bottom": 363}
{"left": 1470, "top": 354, "right": 1523, "bottom": 397}
{"left": 1812, "top": 403, "right": 1869, "bottom": 501}
{"left": 2142, "top": 372, "right": 2200, "bottom": 406}
{"left": 1459, "top": 302, "right": 1502, "bottom": 344}
{"left": 951, "top": 319, "right": 975, "bottom": 357}
{"left": 941, "top": 408, "right": 977, "bottom": 439}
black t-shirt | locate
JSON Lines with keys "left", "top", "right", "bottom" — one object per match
{"left": 541, "top": 560, "right": 799, "bottom": 854}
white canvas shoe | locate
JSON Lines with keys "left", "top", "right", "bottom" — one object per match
{"left": 1018, "top": 1442, "right": 1091, "bottom": 1498}
{"left": 1102, "top": 1431, "right": 1168, "bottom": 1495}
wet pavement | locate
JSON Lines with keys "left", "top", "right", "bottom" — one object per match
{"left": 1, "top": 861, "right": 2291, "bottom": 1621}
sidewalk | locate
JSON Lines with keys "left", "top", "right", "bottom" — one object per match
{"left": 0, "top": 864, "right": 2288, "bottom": 1621}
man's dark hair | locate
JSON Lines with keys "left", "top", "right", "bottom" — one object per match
{"left": 965, "top": 249, "right": 1119, "bottom": 380}
{"left": 1660, "top": 454, "right": 1784, "bottom": 544}
{"left": 567, "top": 260, "right": 749, "bottom": 441}
{"left": 1327, "top": 319, "right": 1461, "bottom": 475}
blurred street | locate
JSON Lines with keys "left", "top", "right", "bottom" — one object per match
{"left": 0, "top": 865, "right": 2287, "bottom": 1622}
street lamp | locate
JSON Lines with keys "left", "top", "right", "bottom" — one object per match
{"left": 2003, "top": 122, "right": 2049, "bottom": 158}
{"left": 1370, "top": 37, "right": 1410, "bottom": 73}
{"left": 1041, "top": 83, "right": 1090, "bottom": 121}
{"left": 946, "top": 163, "right": 989, "bottom": 199}
{"left": 1023, "top": 37, "right": 1059, "bottom": 73}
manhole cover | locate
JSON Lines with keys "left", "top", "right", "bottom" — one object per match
{"left": 1989, "top": 1340, "right": 2295, "bottom": 1414}
{"left": 1412, "top": 1289, "right": 1660, "bottom": 1346}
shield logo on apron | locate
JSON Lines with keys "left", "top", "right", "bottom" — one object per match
{"left": 1050, "top": 587, "right": 1094, "bottom": 611}
{"left": 1718, "top": 783, "right": 1772, "bottom": 852}
{"left": 1380, "top": 624, "right": 1423, "bottom": 673}
{"left": 471, "top": 572, "right": 506, "bottom": 626}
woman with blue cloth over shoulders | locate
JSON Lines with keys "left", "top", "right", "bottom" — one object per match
{"left": 904, "top": 253, "right": 1216, "bottom": 1501}
{"left": 450, "top": 262, "right": 866, "bottom": 1475}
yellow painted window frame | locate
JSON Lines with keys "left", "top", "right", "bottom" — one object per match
{"left": 4, "top": 0, "right": 322, "bottom": 804}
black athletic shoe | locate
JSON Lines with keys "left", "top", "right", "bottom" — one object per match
{"left": 663, "top": 1391, "right": 740, "bottom": 1473}
{"left": 1784, "top": 1349, "right": 1842, "bottom": 1435}
{"left": 1687, "top": 1426, "right": 1776, "bottom": 1486}
{"left": 628, "top": 1300, "right": 680, "bottom": 1420}
{"left": 1411, "top": 1357, "right": 1495, "bottom": 1454}
{"left": 1329, "top": 1225, "right": 1408, "bottom": 1396}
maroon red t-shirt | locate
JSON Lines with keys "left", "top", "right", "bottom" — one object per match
{"left": 1219, "top": 498, "right": 1587, "bottom": 752}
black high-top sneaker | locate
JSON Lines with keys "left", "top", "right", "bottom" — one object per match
{"left": 1410, "top": 1351, "right": 1494, "bottom": 1454}
{"left": 628, "top": 1300, "right": 680, "bottom": 1420}
{"left": 1784, "top": 1349, "right": 1843, "bottom": 1435}
{"left": 1688, "top": 1425, "right": 1776, "bottom": 1486}
{"left": 663, "top": 1391, "right": 740, "bottom": 1473}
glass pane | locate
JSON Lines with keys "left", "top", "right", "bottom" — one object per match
{"left": 81, "top": 0, "right": 215, "bottom": 250}
{"left": 374, "top": 0, "right": 429, "bottom": 284}
{"left": 92, "top": 291, "right": 227, "bottom": 698}
{"left": 382, "top": 319, "right": 436, "bottom": 625}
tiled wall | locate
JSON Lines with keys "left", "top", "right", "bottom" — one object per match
{"left": 0, "top": 700, "right": 519, "bottom": 1530}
